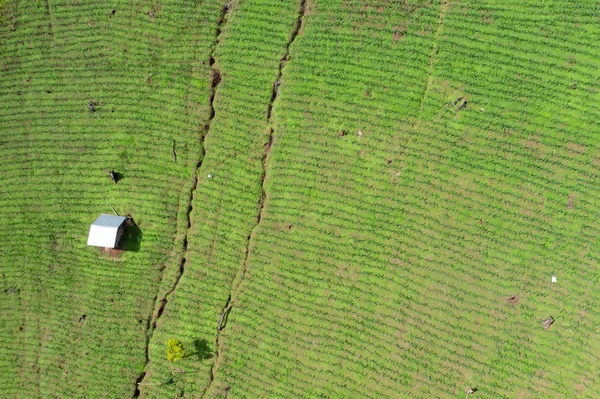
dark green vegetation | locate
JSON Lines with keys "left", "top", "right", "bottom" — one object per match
{"left": 2, "top": 0, "right": 600, "bottom": 398}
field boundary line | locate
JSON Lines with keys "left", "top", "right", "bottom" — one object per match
{"left": 44, "top": 0, "right": 54, "bottom": 42}
{"left": 132, "top": 2, "right": 233, "bottom": 397}
{"left": 414, "top": 0, "right": 448, "bottom": 128}
{"left": 203, "top": 0, "right": 307, "bottom": 397}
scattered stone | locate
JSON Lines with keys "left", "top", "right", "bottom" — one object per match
{"left": 358, "top": 130, "right": 363, "bottom": 137}
{"left": 79, "top": 314, "right": 86, "bottom": 324}
{"left": 542, "top": 316, "right": 555, "bottom": 330}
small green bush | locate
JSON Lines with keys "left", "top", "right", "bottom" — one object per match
{"left": 166, "top": 339, "right": 185, "bottom": 362}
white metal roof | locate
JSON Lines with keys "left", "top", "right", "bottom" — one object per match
{"left": 87, "top": 214, "right": 128, "bottom": 248}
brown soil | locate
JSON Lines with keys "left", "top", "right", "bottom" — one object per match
{"left": 507, "top": 295, "right": 520, "bottom": 305}
{"left": 100, "top": 247, "right": 123, "bottom": 259}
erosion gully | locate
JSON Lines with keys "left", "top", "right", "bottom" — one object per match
{"left": 132, "top": 2, "right": 232, "bottom": 397}
{"left": 202, "top": 0, "right": 307, "bottom": 397}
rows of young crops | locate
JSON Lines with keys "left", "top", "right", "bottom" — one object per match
{"left": 210, "top": 0, "right": 448, "bottom": 397}
{"left": 207, "top": 0, "right": 600, "bottom": 398}
{"left": 138, "top": 0, "right": 302, "bottom": 397}
{"left": 0, "top": 0, "right": 221, "bottom": 397}
{"left": 412, "top": 2, "right": 600, "bottom": 397}
{"left": 3, "top": 0, "right": 600, "bottom": 397}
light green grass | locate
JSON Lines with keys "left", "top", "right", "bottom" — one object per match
{"left": 138, "top": 0, "right": 301, "bottom": 397}
{"left": 3, "top": 0, "right": 600, "bottom": 398}
{"left": 209, "top": 0, "right": 600, "bottom": 398}
{"left": 0, "top": 0, "right": 220, "bottom": 397}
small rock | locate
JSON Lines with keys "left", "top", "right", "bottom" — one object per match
{"left": 542, "top": 316, "right": 555, "bottom": 330}
{"left": 358, "top": 130, "right": 363, "bottom": 137}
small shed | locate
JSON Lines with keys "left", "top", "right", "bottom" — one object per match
{"left": 87, "top": 214, "right": 128, "bottom": 248}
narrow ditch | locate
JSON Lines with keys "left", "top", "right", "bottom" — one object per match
{"left": 132, "top": 2, "right": 232, "bottom": 397}
{"left": 202, "top": 1, "right": 307, "bottom": 397}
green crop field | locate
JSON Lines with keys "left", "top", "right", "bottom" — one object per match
{"left": 2, "top": 0, "right": 600, "bottom": 398}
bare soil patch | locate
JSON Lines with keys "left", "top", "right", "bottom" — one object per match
{"left": 100, "top": 247, "right": 123, "bottom": 259}
{"left": 568, "top": 194, "right": 574, "bottom": 209}
{"left": 507, "top": 295, "right": 520, "bottom": 305}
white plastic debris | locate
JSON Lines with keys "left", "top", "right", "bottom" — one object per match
{"left": 207, "top": 174, "right": 213, "bottom": 179}
{"left": 551, "top": 276, "right": 557, "bottom": 283}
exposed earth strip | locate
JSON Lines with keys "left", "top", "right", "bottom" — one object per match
{"left": 203, "top": 0, "right": 307, "bottom": 397}
{"left": 132, "top": 2, "right": 233, "bottom": 397}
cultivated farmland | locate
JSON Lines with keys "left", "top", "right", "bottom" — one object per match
{"left": 2, "top": 0, "right": 600, "bottom": 398}
{"left": 0, "top": 0, "right": 222, "bottom": 397}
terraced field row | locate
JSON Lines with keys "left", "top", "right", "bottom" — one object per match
{"left": 209, "top": 0, "right": 600, "bottom": 398}
{"left": 3, "top": 0, "right": 600, "bottom": 398}
{"left": 0, "top": 0, "right": 222, "bottom": 397}
{"left": 212, "top": 0, "right": 447, "bottom": 397}
{"left": 138, "top": 0, "right": 302, "bottom": 397}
